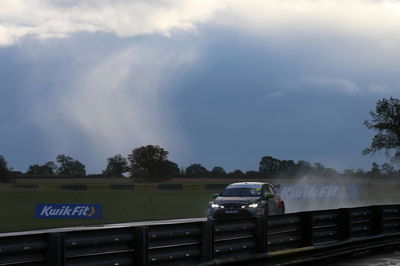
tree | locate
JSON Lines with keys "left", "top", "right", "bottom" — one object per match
{"left": 210, "top": 166, "right": 226, "bottom": 177}
{"left": 245, "top": 170, "right": 259, "bottom": 178}
{"left": 0, "top": 155, "right": 10, "bottom": 183}
{"left": 103, "top": 154, "right": 129, "bottom": 177}
{"left": 381, "top": 163, "right": 395, "bottom": 176}
{"left": 279, "top": 160, "right": 296, "bottom": 175}
{"left": 295, "top": 160, "right": 312, "bottom": 176}
{"left": 313, "top": 162, "right": 325, "bottom": 174}
{"left": 296, "top": 160, "right": 312, "bottom": 170}
{"left": 128, "top": 145, "right": 178, "bottom": 181}
{"left": 260, "top": 156, "right": 301, "bottom": 177}
{"left": 229, "top": 169, "right": 245, "bottom": 178}
{"left": 56, "top": 154, "right": 86, "bottom": 177}
{"left": 164, "top": 160, "right": 180, "bottom": 177}
{"left": 363, "top": 97, "right": 400, "bottom": 164}
{"left": 343, "top": 169, "right": 355, "bottom": 176}
{"left": 45, "top": 161, "right": 58, "bottom": 173}
{"left": 324, "top": 168, "right": 339, "bottom": 177}
{"left": 354, "top": 168, "right": 366, "bottom": 178}
{"left": 368, "top": 162, "right": 381, "bottom": 178}
{"left": 352, "top": 168, "right": 366, "bottom": 178}
{"left": 27, "top": 161, "right": 57, "bottom": 175}
{"left": 259, "top": 156, "right": 282, "bottom": 177}
{"left": 185, "top": 164, "right": 208, "bottom": 177}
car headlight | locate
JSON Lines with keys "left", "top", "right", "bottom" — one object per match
{"left": 241, "top": 203, "right": 259, "bottom": 208}
{"left": 211, "top": 203, "right": 224, "bottom": 209}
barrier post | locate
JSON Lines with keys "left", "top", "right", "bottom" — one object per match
{"left": 372, "top": 205, "right": 383, "bottom": 235}
{"left": 301, "top": 212, "right": 313, "bottom": 246}
{"left": 48, "top": 233, "right": 65, "bottom": 266}
{"left": 201, "top": 220, "right": 215, "bottom": 261}
{"left": 339, "top": 208, "right": 352, "bottom": 240}
{"left": 256, "top": 216, "right": 267, "bottom": 253}
{"left": 134, "top": 226, "right": 149, "bottom": 266}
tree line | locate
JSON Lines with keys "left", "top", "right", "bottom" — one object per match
{"left": 1, "top": 97, "right": 400, "bottom": 182}
{"left": 0, "top": 147, "right": 399, "bottom": 183}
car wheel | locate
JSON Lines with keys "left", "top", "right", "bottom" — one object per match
{"left": 279, "top": 203, "right": 285, "bottom": 215}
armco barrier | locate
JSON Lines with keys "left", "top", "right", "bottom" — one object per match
{"left": 61, "top": 184, "right": 87, "bottom": 190}
{"left": 204, "top": 184, "right": 228, "bottom": 190}
{"left": 214, "top": 219, "right": 259, "bottom": 259}
{"left": 1, "top": 204, "right": 400, "bottom": 266}
{"left": 109, "top": 184, "right": 135, "bottom": 190}
{"left": 12, "top": 184, "right": 39, "bottom": 189}
{"left": 157, "top": 184, "right": 183, "bottom": 190}
{"left": 63, "top": 228, "right": 134, "bottom": 265}
{"left": 148, "top": 222, "right": 203, "bottom": 265}
{"left": 267, "top": 213, "right": 304, "bottom": 251}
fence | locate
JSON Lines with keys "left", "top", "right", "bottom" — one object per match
{"left": 1, "top": 204, "right": 400, "bottom": 266}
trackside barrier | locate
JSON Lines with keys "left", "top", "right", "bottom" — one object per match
{"left": 0, "top": 234, "right": 48, "bottom": 265}
{"left": 214, "top": 219, "right": 258, "bottom": 259}
{"left": 148, "top": 222, "right": 203, "bottom": 265}
{"left": 1, "top": 204, "right": 400, "bottom": 266}
{"left": 12, "top": 184, "right": 39, "bottom": 189}
{"left": 64, "top": 228, "right": 134, "bottom": 265}
{"left": 61, "top": 185, "right": 87, "bottom": 190}
{"left": 312, "top": 209, "right": 342, "bottom": 244}
{"left": 109, "top": 184, "right": 135, "bottom": 190}
{"left": 382, "top": 205, "right": 400, "bottom": 234}
{"left": 267, "top": 214, "right": 304, "bottom": 251}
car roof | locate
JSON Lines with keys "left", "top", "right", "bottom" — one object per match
{"left": 226, "top": 182, "right": 273, "bottom": 189}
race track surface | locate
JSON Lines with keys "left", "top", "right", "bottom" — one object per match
{"left": 322, "top": 250, "right": 400, "bottom": 266}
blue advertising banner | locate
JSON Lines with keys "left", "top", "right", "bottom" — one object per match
{"left": 35, "top": 203, "right": 102, "bottom": 219}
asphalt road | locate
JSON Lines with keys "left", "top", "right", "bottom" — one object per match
{"left": 320, "top": 250, "right": 400, "bottom": 266}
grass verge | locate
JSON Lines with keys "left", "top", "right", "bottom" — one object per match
{"left": 0, "top": 189, "right": 214, "bottom": 233}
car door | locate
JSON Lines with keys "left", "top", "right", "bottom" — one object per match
{"left": 266, "top": 185, "right": 280, "bottom": 215}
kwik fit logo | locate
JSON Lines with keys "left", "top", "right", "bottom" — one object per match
{"left": 35, "top": 204, "right": 102, "bottom": 219}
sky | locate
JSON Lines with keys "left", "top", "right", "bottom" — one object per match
{"left": 1, "top": 0, "right": 400, "bottom": 174}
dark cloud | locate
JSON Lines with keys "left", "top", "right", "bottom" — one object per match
{"left": 173, "top": 26, "right": 395, "bottom": 171}
{"left": 1, "top": 1, "right": 400, "bottom": 173}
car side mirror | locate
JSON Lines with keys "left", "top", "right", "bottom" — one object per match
{"left": 265, "top": 193, "right": 274, "bottom": 199}
{"left": 212, "top": 193, "right": 219, "bottom": 199}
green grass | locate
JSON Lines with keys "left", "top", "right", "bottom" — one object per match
{"left": 0, "top": 189, "right": 214, "bottom": 233}
{"left": 3, "top": 177, "right": 400, "bottom": 233}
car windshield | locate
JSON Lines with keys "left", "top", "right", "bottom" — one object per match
{"left": 220, "top": 187, "right": 261, "bottom": 197}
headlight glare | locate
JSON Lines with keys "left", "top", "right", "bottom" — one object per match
{"left": 248, "top": 203, "right": 259, "bottom": 208}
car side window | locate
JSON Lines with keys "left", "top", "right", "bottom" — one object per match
{"left": 262, "top": 185, "right": 268, "bottom": 196}
{"left": 267, "top": 185, "right": 276, "bottom": 195}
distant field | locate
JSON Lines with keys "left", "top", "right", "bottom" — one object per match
{"left": 15, "top": 177, "right": 134, "bottom": 184}
{"left": 2, "top": 177, "right": 400, "bottom": 233}
{"left": 14, "top": 177, "right": 252, "bottom": 185}
{"left": 1, "top": 177, "right": 258, "bottom": 232}
{"left": 3, "top": 187, "right": 399, "bottom": 233}
{"left": 15, "top": 176, "right": 395, "bottom": 185}
{"left": 0, "top": 189, "right": 213, "bottom": 233}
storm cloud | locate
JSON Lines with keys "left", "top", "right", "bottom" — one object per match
{"left": 1, "top": 0, "right": 400, "bottom": 172}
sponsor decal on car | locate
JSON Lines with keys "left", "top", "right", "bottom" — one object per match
{"left": 35, "top": 203, "right": 102, "bottom": 219}
{"left": 277, "top": 184, "right": 358, "bottom": 200}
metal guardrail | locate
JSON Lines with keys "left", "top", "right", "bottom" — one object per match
{"left": 1, "top": 204, "right": 400, "bottom": 266}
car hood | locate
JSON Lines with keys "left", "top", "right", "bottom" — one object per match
{"left": 213, "top": 197, "right": 259, "bottom": 204}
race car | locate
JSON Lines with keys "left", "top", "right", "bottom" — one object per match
{"left": 207, "top": 182, "right": 285, "bottom": 220}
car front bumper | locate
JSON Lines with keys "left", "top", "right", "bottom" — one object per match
{"left": 207, "top": 207, "right": 265, "bottom": 220}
